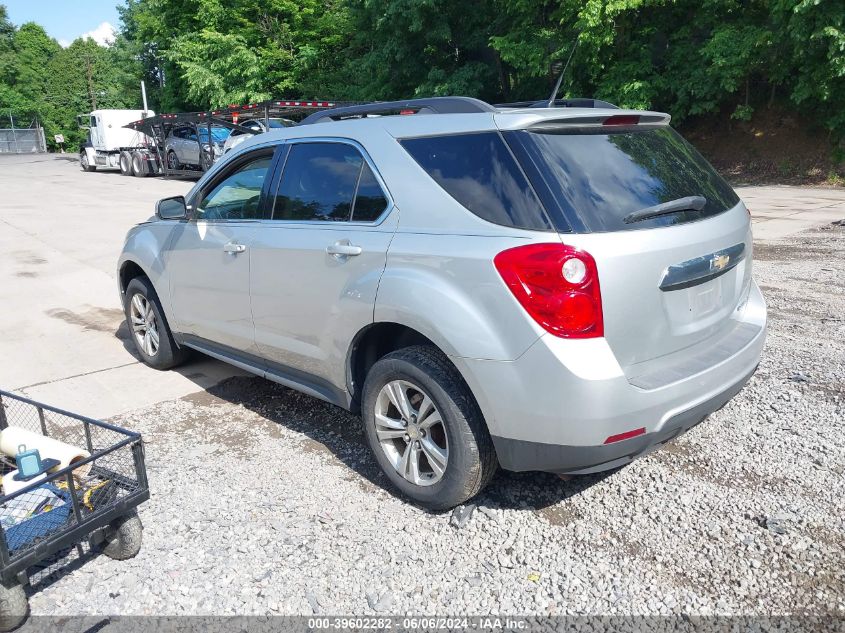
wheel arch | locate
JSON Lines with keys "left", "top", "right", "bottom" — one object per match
{"left": 346, "top": 321, "right": 481, "bottom": 417}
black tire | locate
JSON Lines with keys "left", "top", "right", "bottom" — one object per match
{"left": 200, "top": 149, "right": 213, "bottom": 172}
{"left": 131, "top": 151, "right": 148, "bottom": 177}
{"left": 102, "top": 513, "right": 143, "bottom": 560}
{"left": 166, "top": 150, "right": 180, "bottom": 171}
{"left": 361, "top": 345, "right": 497, "bottom": 510}
{"left": 123, "top": 276, "right": 189, "bottom": 370}
{"left": 79, "top": 152, "right": 96, "bottom": 172}
{"left": 0, "top": 579, "right": 28, "bottom": 632}
{"left": 119, "top": 151, "right": 132, "bottom": 176}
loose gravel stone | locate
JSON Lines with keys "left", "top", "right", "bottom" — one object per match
{"left": 21, "top": 223, "right": 845, "bottom": 621}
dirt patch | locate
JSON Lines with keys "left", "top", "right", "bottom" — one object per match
{"left": 537, "top": 504, "right": 581, "bottom": 527}
{"left": 46, "top": 306, "right": 124, "bottom": 334}
{"left": 680, "top": 106, "right": 844, "bottom": 187}
{"left": 15, "top": 271, "right": 37, "bottom": 278}
{"left": 753, "top": 244, "right": 833, "bottom": 262}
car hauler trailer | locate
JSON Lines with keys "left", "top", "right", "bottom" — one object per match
{"left": 122, "top": 100, "right": 343, "bottom": 178}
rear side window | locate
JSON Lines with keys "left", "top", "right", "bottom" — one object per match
{"left": 271, "top": 142, "right": 388, "bottom": 222}
{"left": 504, "top": 127, "right": 740, "bottom": 232}
{"left": 400, "top": 132, "right": 552, "bottom": 231}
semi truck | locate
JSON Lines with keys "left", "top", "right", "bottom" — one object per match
{"left": 78, "top": 109, "right": 160, "bottom": 176}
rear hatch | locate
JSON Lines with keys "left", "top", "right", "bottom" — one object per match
{"left": 499, "top": 115, "right": 752, "bottom": 370}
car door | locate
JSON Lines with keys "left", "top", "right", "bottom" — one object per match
{"left": 166, "top": 146, "right": 278, "bottom": 354}
{"left": 250, "top": 139, "right": 398, "bottom": 394}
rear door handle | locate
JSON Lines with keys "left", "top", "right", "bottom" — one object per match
{"left": 326, "top": 242, "right": 362, "bottom": 257}
{"left": 223, "top": 242, "right": 246, "bottom": 254}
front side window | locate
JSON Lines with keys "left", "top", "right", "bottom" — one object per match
{"left": 271, "top": 143, "right": 387, "bottom": 222}
{"left": 400, "top": 132, "right": 552, "bottom": 231}
{"left": 196, "top": 155, "right": 271, "bottom": 220}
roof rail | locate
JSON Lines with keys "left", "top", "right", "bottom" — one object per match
{"left": 495, "top": 98, "right": 619, "bottom": 110}
{"left": 299, "top": 97, "right": 495, "bottom": 125}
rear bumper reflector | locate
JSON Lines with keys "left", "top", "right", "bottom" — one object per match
{"left": 603, "top": 427, "right": 647, "bottom": 444}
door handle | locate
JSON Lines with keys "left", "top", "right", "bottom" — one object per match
{"left": 326, "top": 242, "right": 362, "bottom": 257}
{"left": 223, "top": 242, "right": 246, "bottom": 254}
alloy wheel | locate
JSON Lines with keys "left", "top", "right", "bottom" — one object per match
{"left": 374, "top": 380, "right": 449, "bottom": 486}
{"left": 129, "top": 293, "right": 159, "bottom": 357}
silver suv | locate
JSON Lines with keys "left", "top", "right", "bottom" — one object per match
{"left": 118, "top": 97, "right": 766, "bottom": 509}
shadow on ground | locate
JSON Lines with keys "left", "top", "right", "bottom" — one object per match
{"left": 193, "top": 374, "right": 616, "bottom": 515}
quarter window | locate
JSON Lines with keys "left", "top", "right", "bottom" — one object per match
{"left": 400, "top": 132, "right": 552, "bottom": 231}
{"left": 196, "top": 155, "right": 271, "bottom": 220}
{"left": 271, "top": 143, "right": 388, "bottom": 222}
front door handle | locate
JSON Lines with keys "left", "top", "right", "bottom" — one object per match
{"left": 326, "top": 242, "right": 362, "bottom": 257}
{"left": 223, "top": 242, "right": 246, "bottom": 254}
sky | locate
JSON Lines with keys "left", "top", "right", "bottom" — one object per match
{"left": 3, "top": 0, "right": 122, "bottom": 47}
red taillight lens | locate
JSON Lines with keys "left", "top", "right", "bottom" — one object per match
{"left": 494, "top": 243, "right": 604, "bottom": 338}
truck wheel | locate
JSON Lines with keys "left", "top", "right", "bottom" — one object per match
{"left": 123, "top": 276, "right": 189, "bottom": 370}
{"left": 119, "top": 151, "right": 132, "bottom": 176}
{"left": 0, "top": 579, "right": 28, "bottom": 632}
{"left": 80, "top": 152, "right": 96, "bottom": 172}
{"left": 166, "top": 151, "right": 180, "bottom": 171}
{"left": 361, "top": 345, "right": 497, "bottom": 510}
{"left": 131, "top": 152, "right": 148, "bottom": 177}
{"left": 102, "top": 513, "right": 143, "bottom": 560}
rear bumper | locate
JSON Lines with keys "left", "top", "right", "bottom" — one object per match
{"left": 452, "top": 280, "right": 766, "bottom": 474}
{"left": 492, "top": 364, "right": 756, "bottom": 473}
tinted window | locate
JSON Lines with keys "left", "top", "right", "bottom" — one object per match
{"left": 400, "top": 132, "right": 551, "bottom": 231}
{"left": 352, "top": 163, "right": 388, "bottom": 222}
{"left": 196, "top": 155, "right": 271, "bottom": 220}
{"left": 272, "top": 143, "right": 362, "bottom": 221}
{"left": 504, "top": 127, "right": 740, "bottom": 232}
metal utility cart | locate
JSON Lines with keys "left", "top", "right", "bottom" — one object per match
{"left": 0, "top": 390, "right": 149, "bottom": 631}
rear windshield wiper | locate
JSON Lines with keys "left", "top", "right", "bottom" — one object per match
{"left": 623, "top": 196, "right": 707, "bottom": 224}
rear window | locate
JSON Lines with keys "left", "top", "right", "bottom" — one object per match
{"left": 504, "top": 127, "right": 740, "bottom": 232}
{"left": 400, "top": 132, "right": 552, "bottom": 231}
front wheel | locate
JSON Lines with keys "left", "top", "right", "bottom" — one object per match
{"left": 102, "top": 513, "right": 142, "bottom": 560}
{"left": 166, "top": 150, "right": 180, "bottom": 171}
{"left": 361, "top": 346, "right": 497, "bottom": 510}
{"left": 79, "top": 152, "right": 96, "bottom": 172}
{"left": 123, "top": 276, "right": 189, "bottom": 370}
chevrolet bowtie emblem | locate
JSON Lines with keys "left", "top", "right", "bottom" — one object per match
{"left": 711, "top": 253, "right": 730, "bottom": 271}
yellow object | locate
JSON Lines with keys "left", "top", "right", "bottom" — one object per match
{"left": 527, "top": 573, "right": 541, "bottom": 583}
{"left": 82, "top": 480, "right": 110, "bottom": 510}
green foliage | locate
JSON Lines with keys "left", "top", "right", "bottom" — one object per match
{"left": 2, "top": 0, "right": 845, "bottom": 151}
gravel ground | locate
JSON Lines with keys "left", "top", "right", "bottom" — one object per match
{"left": 24, "top": 222, "right": 845, "bottom": 619}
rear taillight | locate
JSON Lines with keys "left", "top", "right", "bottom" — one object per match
{"left": 494, "top": 243, "right": 604, "bottom": 338}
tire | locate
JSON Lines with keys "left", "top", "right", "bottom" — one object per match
{"left": 0, "top": 580, "right": 28, "bottom": 632}
{"left": 102, "top": 513, "right": 143, "bottom": 561}
{"left": 200, "top": 149, "right": 213, "bottom": 172}
{"left": 131, "top": 151, "right": 148, "bottom": 177}
{"left": 361, "top": 345, "right": 497, "bottom": 510}
{"left": 119, "top": 151, "right": 132, "bottom": 176}
{"left": 79, "top": 152, "right": 96, "bottom": 172}
{"left": 166, "top": 150, "right": 180, "bottom": 171}
{"left": 123, "top": 276, "right": 189, "bottom": 370}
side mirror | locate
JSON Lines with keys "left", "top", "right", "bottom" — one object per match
{"left": 156, "top": 196, "right": 188, "bottom": 220}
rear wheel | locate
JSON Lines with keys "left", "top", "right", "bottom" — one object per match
{"left": 362, "top": 346, "right": 497, "bottom": 510}
{"left": 123, "top": 276, "right": 189, "bottom": 370}
{"left": 0, "top": 579, "right": 27, "bottom": 632}
{"left": 79, "top": 152, "right": 96, "bottom": 172}
{"left": 119, "top": 151, "right": 132, "bottom": 176}
{"left": 166, "top": 150, "right": 180, "bottom": 171}
{"left": 200, "top": 149, "right": 213, "bottom": 172}
{"left": 131, "top": 151, "right": 148, "bottom": 177}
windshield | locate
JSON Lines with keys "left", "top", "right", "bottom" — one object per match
{"left": 503, "top": 127, "right": 740, "bottom": 232}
